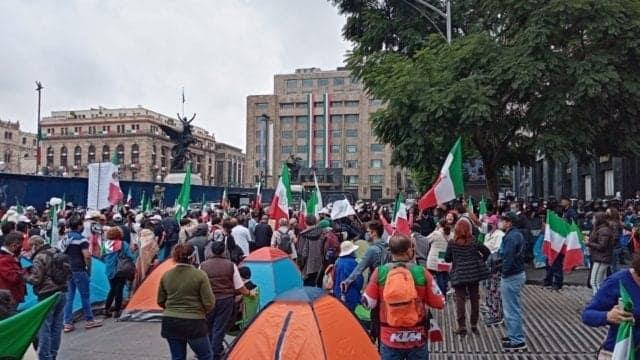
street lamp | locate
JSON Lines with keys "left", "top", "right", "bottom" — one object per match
{"left": 403, "top": 0, "right": 452, "bottom": 44}
{"left": 35, "top": 81, "right": 43, "bottom": 173}
{"left": 260, "top": 113, "right": 271, "bottom": 181}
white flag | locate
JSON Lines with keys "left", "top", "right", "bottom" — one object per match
{"left": 87, "top": 162, "right": 118, "bottom": 210}
{"left": 331, "top": 198, "right": 356, "bottom": 220}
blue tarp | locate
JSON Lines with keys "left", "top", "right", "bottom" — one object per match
{"left": 19, "top": 257, "right": 111, "bottom": 313}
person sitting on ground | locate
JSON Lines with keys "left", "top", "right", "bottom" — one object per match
{"left": 271, "top": 218, "right": 297, "bottom": 260}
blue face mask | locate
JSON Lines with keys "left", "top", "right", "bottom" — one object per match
{"left": 364, "top": 232, "right": 371, "bottom": 242}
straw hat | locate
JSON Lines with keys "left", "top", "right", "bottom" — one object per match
{"left": 339, "top": 241, "right": 359, "bottom": 257}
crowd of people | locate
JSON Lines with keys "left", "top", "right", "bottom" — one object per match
{"left": 0, "top": 193, "right": 639, "bottom": 359}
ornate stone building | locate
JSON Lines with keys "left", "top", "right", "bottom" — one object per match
{"left": 40, "top": 106, "right": 243, "bottom": 185}
{"left": 0, "top": 119, "right": 37, "bottom": 174}
{"left": 214, "top": 142, "right": 245, "bottom": 187}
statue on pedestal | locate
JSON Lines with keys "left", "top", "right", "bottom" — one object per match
{"left": 159, "top": 114, "right": 197, "bottom": 172}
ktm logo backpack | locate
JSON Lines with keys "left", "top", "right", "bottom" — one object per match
{"left": 382, "top": 263, "right": 421, "bottom": 327}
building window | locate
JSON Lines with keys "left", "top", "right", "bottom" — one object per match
{"left": 60, "top": 146, "right": 68, "bottom": 167}
{"left": 88, "top": 145, "right": 96, "bottom": 163}
{"left": 331, "top": 144, "right": 340, "bottom": 153}
{"left": 350, "top": 76, "right": 360, "bottom": 85}
{"left": 281, "top": 145, "right": 293, "bottom": 154}
{"left": 371, "top": 159, "right": 383, "bottom": 169}
{"left": 315, "top": 145, "right": 324, "bottom": 155}
{"left": 161, "top": 146, "right": 168, "bottom": 168}
{"left": 370, "top": 175, "right": 384, "bottom": 185}
{"left": 256, "top": 103, "right": 268, "bottom": 110}
{"left": 318, "top": 78, "right": 329, "bottom": 87}
{"left": 296, "top": 116, "right": 308, "bottom": 125}
{"left": 345, "top": 114, "right": 359, "bottom": 124}
{"left": 346, "top": 129, "right": 358, "bottom": 137}
{"left": 116, "top": 144, "right": 124, "bottom": 164}
{"left": 345, "top": 100, "right": 359, "bottom": 107}
{"left": 22, "top": 137, "right": 26, "bottom": 145}
{"left": 330, "top": 115, "right": 343, "bottom": 125}
{"left": 333, "top": 77, "right": 345, "bottom": 86}
{"left": 286, "top": 79, "right": 298, "bottom": 89}
{"left": 296, "top": 145, "right": 308, "bottom": 153}
{"left": 46, "top": 147, "right": 54, "bottom": 166}
{"left": 331, "top": 160, "right": 341, "bottom": 168}
{"left": 330, "top": 101, "right": 343, "bottom": 108}
{"left": 102, "top": 145, "right": 110, "bottom": 162}
{"left": 296, "top": 130, "right": 307, "bottom": 138}
{"left": 312, "top": 130, "right": 324, "bottom": 138}
{"left": 131, "top": 144, "right": 139, "bottom": 164}
{"left": 74, "top": 146, "right": 82, "bottom": 166}
{"left": 370, "top": 143, "right": 384, "bottom": 152}
{"left": 331, "top": 129, "right": 342, "bottom": 138}
{"left": 302, "top": 79, "right": 313, "bottom": 88}
{"left": 3, "top": 152, "right": 10, "bottom": 163}
{"left": 346, "top": 145, "right": 358, "bottom": 153}
{"left": 280, "top": 116, "right": 294, "bottom": 125}
{"left": 295, "top": 102, "right": 307, "bottom": 109}
{"left": 346, "top": 160, "right": 358, "bottom": 169}
{"left": 604, "top": 170, "right": 614, "bottom": 196}
{"left": 279, "top": 102, "right": 294, "bottom": 110}
{"left": 313, "top": 116, "right": 325, "bottom": 128}
{"left": 313, "top": 160, "right": 325, "bottom": 168}
{"left": 281, "top": 130, "right": 293, "bottom": 139}
{"left": 344, "top": 175, "right": 359, "bottom": 185}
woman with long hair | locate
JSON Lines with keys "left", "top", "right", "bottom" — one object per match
{"left": 158, "top": 243, "right": 215, "bottom": 360}
{"left": 426, "top": 219, "right": 452, "bottom": 296}
{"left": 445, "top": 218, "right": 490, "bottom": 335}
{"left": 132, "top": 221, "right": 159, "bottom": 291}
{"left": 103, "top": 227, "right": 134, "bottom": 318}
{"left": 587, "top": 212, "right": 615, "bottom": 295}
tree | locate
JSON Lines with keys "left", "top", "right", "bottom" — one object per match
{"left": 330, "top": 0, "right": 640, "bottom": 201}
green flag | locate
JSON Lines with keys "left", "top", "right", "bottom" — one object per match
{"left": 306, "top": 189, "right": 317, "bottom": 217}
{"left": 0, "top": 293, "right": 61, "bottom": 359}
{"left": 467, "top": 197, "right": 474, "bottom": 215}
{"left": 175, "top": 163, "right": 192, "bottom": 220}
{"left": 479, "top": 198, "right": 487, "bottom": 216}
{"left": 612, "top": 282, "right": 636, "bottom": 359}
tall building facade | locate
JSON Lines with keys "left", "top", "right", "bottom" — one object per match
{"left": 246, "top": 67, "right": 407, "bottom": 200}
{"left": 40, "top": 106, "right": 244, "bottom": 185}
{"left": 214, "top": 142, "right": 245, "bottom": 186}
{"left": 0, "top": 119, "right": 37, "bottom": 174}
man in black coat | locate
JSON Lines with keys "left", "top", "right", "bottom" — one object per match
{"left": 253, "top": 215, "right": 273, "bottom": 250}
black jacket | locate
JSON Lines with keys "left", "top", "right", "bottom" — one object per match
{"left": 445, "top": 241, "right": 490, "bottom": 286}
{"left": 254, "top": 223, "right": 273, "bottom": 249}
{"left": 588, "top": 225, "right": 614, "bottom": 264}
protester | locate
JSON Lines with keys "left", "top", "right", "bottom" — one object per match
{"left": 331, "top": 241, "right": 362, "bottom": 312}
{"left": 482, "top": 214, "right": 504, "bottom": 326}
{"left": 271, "top": 218, "right": 297, "bottom": 259}
{"left": 426, "top": 219, "right": 451, "bottom": 296}
{"left": 200, "top": 241, "right": 256, "bottom": 360}
{"left": 0, "top": 221, "right": 16, "bottom": 247}
{"left": 158, "top": 243, "right": 214, "bottom": 360}
{"left": 230, "top": 218, "right": 252, "bottom": 256}
{"left": 412, "top": 224, "right": 429, "bottom": 267}
{"left": 363, "top": 233, "right": 445, "bottom": 359}
{"left": 160, "top": 214, "right": 180, "bottom": 260}
{"left": 587, "top": 212, "right": 615, "bottom": 295}
{"left": 499, "top": 212, "right": 527, "bottom": 351}
{"left": 253, "top": 215, "right": 273, "bottom": 250}
{"left": 63, "top": 216, "right": 103, "bottom": 332}
{"left": 319, "top": 219, "right": 340, "bottom": 269}
{"left": 25, "top": 235, "right": 69, "bottom": 360}
{"left": 582, "top": 251, "right": 640, "bottom": 358}
{"left": 133, "top": 222, "right": 159, "bottom": 291}
{"left": 341, "top": 221, "right": 388, "bottom": 292}
{"left": 103, "top": 227, "right": 135, "bottom": 319}
{"left": 187, "top": 224, "right": 210, "bottom": 265}
{"left": 299, "top": 215, "right": 324, "bottom": 287}
{"left": 444, "top": 218, "right": 490, "bottom": 335}
{"left": 0, "top": 232, "right": 25, "bottom": 314}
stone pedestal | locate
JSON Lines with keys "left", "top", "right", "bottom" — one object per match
{"left": 164, "top": 172, "right": 203, "bottom": 185}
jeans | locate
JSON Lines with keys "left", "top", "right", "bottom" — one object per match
{"left": 64, "top": 271, "right": 93, "bottom": 324}
{"left": 501, "top": 271, "right": 526, "bottom": 345}
{"left": 543, "top": 253, "right": 564, "bottom": 289}
{"left": 105, "top": 277, "right": 126, "bottom": 312}
{"left": 590, "top": 262, "right": 609, "bottom": 295}
{"left": 453, "top": 282, "right": 480, "bottom": 329}
{"left": 166, "top": 336, "right": 212, "bottom": 360}
{"left": 37, "top": 294, "right": 65, "bottom": 360}
{"left": 380, "top": 343, "right": 428, "bottom": 360}
{"left": 206, "top": 296, "right": 234, "bottom": 360}
{"left": 429, "top": 270, "right": 449, "bottom": 296}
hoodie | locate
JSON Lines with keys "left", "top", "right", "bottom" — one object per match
{"left": 299, "top": 226, "right": 324, "bottom": 276}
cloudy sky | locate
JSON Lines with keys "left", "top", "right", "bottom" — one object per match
{"left": 0, "top": 0, "right": 350, "bottom": 149}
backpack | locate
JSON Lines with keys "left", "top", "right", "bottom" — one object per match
{"left": 115, "top": 248, "right": 136, "bottom": 280}
{"left": 46, "top": 249, "right": 72, "bottom": 286}
{"left": 322, "top": 232, "right": 339, "bottom": 266}
{"left": 277, "top": 230, "right": 293, "bottom": 255}
{"left": 381, "top": 263, "right": 422, "bottom": 327}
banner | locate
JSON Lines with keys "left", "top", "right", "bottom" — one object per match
{"left": 87, "top": 162, "right": 118, "bottom": 210}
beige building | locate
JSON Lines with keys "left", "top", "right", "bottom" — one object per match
{"left": 214, "top": 142, "right": 245, "bottom": 187}
{"left": 246, "top": 67, "right": 407, "bottom": 200}
{"left": 0, "top": 119, "right": 37, "bottom": 174}
{"left": 40, "top": 106, "right": 244, "bottom": 185}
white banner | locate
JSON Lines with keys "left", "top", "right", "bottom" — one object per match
{"left": 87, "top": 162, "right": 117, "bottom": 210}
{"left": 331, "top": 198, "right": 356, "bottom": 220}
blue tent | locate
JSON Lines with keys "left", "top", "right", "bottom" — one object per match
{"left": 19, "top": 257, "right": 111, "bottom": 313}
{"left": 241, "top": 248, "right": 303, "bottom": 308}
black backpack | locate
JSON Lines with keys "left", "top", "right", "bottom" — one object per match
{"left": 46, "top": 249, "right": 72, "bottom": 286}
{"left": 277, "top": 230, "right": 293, "bottom": 254}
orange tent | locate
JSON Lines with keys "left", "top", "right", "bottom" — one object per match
{"left": 120, "top": 259, "right": 176, "bottom": 321}
{"left": 226, "top": 287, "right": 380, "bottom": 360}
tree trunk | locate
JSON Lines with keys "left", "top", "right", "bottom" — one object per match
{"left": 483, "top": 159, "right": 500, "bottom": 205}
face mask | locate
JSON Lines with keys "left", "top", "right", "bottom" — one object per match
{"left": 498, "top": 221, "right": 506, "bottom": 231}
{"left": 364, "top": 232, "right": 371, "bottom": 242}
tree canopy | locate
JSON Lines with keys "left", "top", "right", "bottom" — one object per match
{"left": 330, "top": 0, "right": 640, "bottom": 199}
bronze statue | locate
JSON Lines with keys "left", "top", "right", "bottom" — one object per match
{"left": 286, "top": 153, "right": 302, "bottom": 181}
{"left": 152, "top": 184, "right": 165, "bottom": 208}
{"left": 159, "top": 114, "right": 197, "bottom": 172}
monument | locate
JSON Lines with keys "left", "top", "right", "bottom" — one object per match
{"left": 160, "top": 113, "right": 203, "bottom": 185}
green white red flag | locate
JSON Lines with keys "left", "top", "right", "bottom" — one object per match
{"left": 392, "top": 193, "right": 411, "bottom": 236}
{"left": 612, "top": 282, "right": 635, "bottom": 360}
{"left": 269, "top": 164, "right": 291, "bottom": 221}
{"left": 419, "top": 138, "right": 464, "bottom": 210}
{"left": 543, "top": 210, "right": 584, "bottom": 272}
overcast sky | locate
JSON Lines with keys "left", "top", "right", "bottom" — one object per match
{"left": 0, "top": 0, "right": 350, "bottom": 149}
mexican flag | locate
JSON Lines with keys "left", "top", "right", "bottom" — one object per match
{"left": 174, "top": 163, "right": 192, "bottom": 220}
{"left": 107, "top": 152, "right": 124, "bottom": 206}
{"left": 298, "top": 197, "right": 307, "bottom": 231}
{"left": 0, "top": 293, "right": 61, "bottom": 359}
{"left": 392, "top": 193, "right": 411, "bottom": 236}
{"left": 306, "top": 189, "right": 318, "bottom": 217}
{"left": 612, "top": 282, "right": 635, "bottom": 360}
{"left": 269, "top": 164, "right": 291, "bottom": 221}
{"left": 543, "top": 210, "right": 584, "bottom": 272}
{"left": 418, "top": 138, "right": 464, "bottom": 210}
{"left": 126, "top": 188, "right": 132, "bottom": 206}
{"left": 254, "top": 181, "right": 262, "bottom": 211}
{"left": 313, "top": 172, "right": 323, "bottom": 215}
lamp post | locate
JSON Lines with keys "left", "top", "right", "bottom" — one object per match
{"left": 260, "top": 113, "right": 271, "bottom": 184}
{"left": 409, "top": 0, "right": 452, "bottom": 44}
{"left": 35, "top": 81, "right": 43, "bottom": 173}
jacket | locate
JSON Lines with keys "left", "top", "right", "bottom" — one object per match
{"left": 444, "top": 242, "right": 490, "bottom": 285}
{"left": 253, "top": 223, "right": 273, "bottom": 249}
{"left": 300, "top": 226, "right": 324, "bottom": 276}
{"left": 200, "top": 256, "right": 236, "bottom": 300}
{"left": 588, "top": 225, "right": 615, "bottom": 264}
{"left": 344, "top": 239, "right": 387, "bottom": 285}
{"left": 0, "top": 248, "right": 25, "bottom": 304}
{"left": 25, "top": 245, "right": 67, "bottom": 299}
{"left": 104, "top": 241, "right": 135, "bottom": 280}
{"left": 426, "top": 229, "right": 449, "bottom": 271}
{"left": 187, "top": 227, "right": 209, "bottom": 265}
{"left": 500, "top": 227, "right": 526, "bottom": 278}
{"left": 413, "top": 232, "right": 429, "bottom": 266}
{"left": 332, "top": 254, "right": 363, "bottom": 311}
